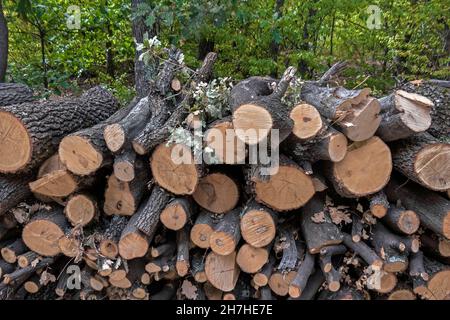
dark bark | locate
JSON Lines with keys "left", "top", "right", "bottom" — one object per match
{"left": 210, "top": 207, "right": 241, "bottom": 256}
{"left": 289, "top": 251, "right": 315, "bottom": 298}
{"left": 342, "top": 232, "right": 383, "bottom": 269}
{"left": 0, "top": 0, "right": 7, "bottom": 82}
{"left": 0, "top": 83, "right": 33, "bottom": 106}
{"left": 99, "top": 215, "right": 128, "bottom": 259}
{"left": 0, "top": 173, "right": 33, "bottom": 216}
{"left": 176, "top": 226, "right": 190, "bottom": 277}
{"left": 276, "top": 224, "right": 300, "bottom": 272}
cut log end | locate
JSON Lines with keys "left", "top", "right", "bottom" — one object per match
{"left": 328, "top": 132, "right": 348, "bottom": 162}
{"left": 104, "top": 175, "right": 138, "bottom": 216}
{"left": 114, "top": 161, "right": 135, "bottom": 182}
{"left": 427, "top": 270, "right": 450, "bottom": 300}
{"left": 397, "top": 210, "right": 420, "bottom": 235}
{"left": 240, "top": 209, "right": 276, "bottom": 248}
{"left": 160, "top": 203, "right": 188, "bottom": 231}
{"left": 99, "top": 240, "right": 119, "bottom": 259}
{"left": 190, "top": 223, "right": 214, "bottom": 249}
{"left": 236, "top": 244, "right": 269, "bottom": 273}
{"left": 414, "top": 144, "right": 450, "bottom": 191}
{"left": 205, "top": 120, "right": 246, "bottom": 164}
{"left": 104, "top": 124, "right": 126, "bottom": 153}
{"left": 254, "top": 165, "right": 315, "bottom": 211}
{"left": 341, "top": 97, "right": 381, "bottom": 142}
{"left": 253, "top": 273, "right": 269, "bottom": 287}
{"left": 375, "top": 272, "right": 398, "bottom": 294}
{"left": 29, "top": 170, "right": 78, "bottom": 198}
{"left": 205, "top": 251, "right": 240, "bottom": 292}
{"left": 268, "top": 271, "right": 297, "bottom": 296}
{"left": 118, "top": 233, "right": 149, "bottom": 260}
{"left": 24, "top": 281, "right": 41, "bottom": 294}
{"left": 59, "top": 136, "right": 103, "bottom": 176}
{"left": 371, "top": 205, "right": 388, "bottom": 218}
{"left": 23, "top": 220, "right": 65, "bottom": 257}
{"left": 396, "top": 90, "right": 433, "bottom": 133}
{"left": 332, "top": 137, "right": 392, "bottom": 197}
{"left": 290, "top": 104, "right": 323, "bottom": 140}
{"left": 388, "top": 289, "right": 416, "bottom": 300}
{"left": 232, "top": 104, "right": 272, "bottom": 145}
{"left": 210, "top": 231, "right": 238, "bottom": 256}
{"left": 65, "top": 194, "right": 96, "bottom": 226}
{"left": 58, "top": 236, "right": 81, "bottom": 258}
{"left": 193, "top": 173, "right": 239, "bottom": 214}
{"left": 151, "top": 143, "right": 199, "bottom": 195}
{"left": 438, "top": 239, "right": 450, "bottom": 257}
{"left": 0, "top": 111, "right": 32, "bottom": 173}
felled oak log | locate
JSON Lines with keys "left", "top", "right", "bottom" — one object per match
{"left": 0, "top": 87, "right": 118, "bottom": 173}
{"left": 390, "top": 132, "right": 450, "bottom": 191}
{"left": 0, "top": 173, "right": 33, "bottom": 216}
{"left": 0, "top": 83, "right": 33, "bottom": 106}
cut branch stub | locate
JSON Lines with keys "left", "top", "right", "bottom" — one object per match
{"left": 391, "top": 132, "right": 450, "bottom": 191}
{"left": 240, "top": 201, "right": 277, "bottom": 248}
{"left": 151, "top": 143, "right": 202, "bottom": 195}
{"left": 0, "top": 86, "right": 118, "bottom": 174}
{"left": 247, "top": 155, "right": 315, "bottom": 211}
{"left": 192, "top": 172, "right": 239, "bottom": 214}
{"left": 325, "top": 137, "right": 392, "bottom": 198}
{"left": 376, "top": 90, "right": 433, "bottom": 141}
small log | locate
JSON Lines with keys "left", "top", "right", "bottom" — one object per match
{"left": 145, "top": 255, "right": 173, "bottom": 274}
{"left": 55, "top": 270, "right": 71, "bottom": 297}
{"left": 382, "top": 206, "right": 420, "bottom": 235}
{"left": 247, "top": 155, "right": 315, "bottom": 211}
{"left": 191, "top": 252, "right": 207, "bottom": 283}
{"left": 300, "top": 83, "right": 381, "bottom": 141}
{"left": 318, "top": 286, "right": 365, "bottom": 300}
{"left": 113, "top": 146, "right": 138, "bottom": 182}
{"left": 0, "top": 83, "right": 33, "bottom": 106}
{"left": 409, "top": 251, "right": 430, "bottom": 298}
{"left": 0, "top": 173, "right": 33, "bottom": 216}
{"left": 104, "top": 160, "right": 150, "bottom": 216}
{"left": 367, "top": 191, "right": 389, "bottom": 218}
{"left": 204, "top": 117, "right": 247, "bottom": 164}
{"left": 420, "top": 233, "right": 450, "bottom": 259}
{"left": 176, "top": 227, "right": 190, "bottom": 277}
{"left": 0, "top": 259, "right": 14, "bottom": 278}
{"left": 371, "top": 223, "right": 419, "bottom": 273}
{"left": 99, "top": 215, "right": 128, "bottom": 259}
{"left": 342, "top": 233, "right": 383, "bottom": 270}
{"left": 150, "top": 143, "right": 204, "bottom": 195}
{"left": 230, "top": 67, "right": 296, "bottom": 145}
{"left": 160, "top": 198, "right": 195, "bottom": 231}
{"left": 193, "top": 172, "right": 239, "bottom": 214}
{"left": 236, "top": 243, "right": 270, "bottom": 274}
{"left": 391, "top": 132, "right": 450, "bottom": 191}
{"left": 203, "top": 281, "right": 223, "bottom": 300}
{"left": 190, "top": 211, "right": 216, "bottom": 249}
{"left": 17, "top": 251, "right": 41, "bottom": 268}
{"left": 385, "top": 176, "right": 450, "bottom": 239}
{"left": 276, "top": 225, "right": 301, "bottom": 273}
{"left": 59, "top": 101, "right": 133, "bottom": 176}
{"left": 151, "top": 242, "right": 176, "bottom": 258}
{"left": 0, "top": 87, "right": 118, "bottom": 173}
{"left": 351, "top": 213, "right": 365, "bottom": 243}
{"left": 319, "top": 245, "right": 346, "bottom": 292}
{"left": 58, "top": 234, "right": 81, "bottom": 258}
{"left": 324, "top": 137, "right": 392, "bottom": 198}
{"left": 209, "top": 207, "right": 241, "bottom": 256}
{"left": 268, "top": 271, "right": 297, "bottom": 296}
{"left": 253, "top": 255, "right": 276, "bottom": 287}
{"left": 22, "top": 208, "right": 69, "bottom": 256}
{"left": 205, "top": 251, "right": 240, "bottom": 292}
{"left": 109, "top": 260, "right": 145, "bottom": 289}
{"left": 300, "top": 195, "right": 343, "bottom": 254}
{"left": 376, "top": 90, "right": 433, "bottom": 141}
{"left": 24, "top": 275, "right": 42, "bottom": 294}
{"left": 104, "top": 97, "right": 151, "bottom": 153}
{"left": 387, "top": 286, "right": 416, "bottom": 300}
{"left": 421, "top": 256, "right": 450, "bottom": 300}
{"left": 64, "top": 194, "right": 98, "bottom": 227}
{"left": 288, "top": 251, "right": 315, "bottom": 298}
{"left": 289, "top": 270, "right": 324, "bottom": 300}
{"left": 118, "top": 219, "right": 149, "bottom": 260}
{"left": 240, "top": 201, "right": 277, "bottom": 248}
{"left": 1, "top": 239, "right": 27, "bottom": 263}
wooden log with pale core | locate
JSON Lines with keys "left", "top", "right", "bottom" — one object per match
{"left": 236, "top": 244, "right": 269, "bottom": 273}
{"left": 376, "top": 90, "right": 433, "bottom": 141}
{"left": 205, "top": 251, "right": 240, "bottom": 292}
{"left": 209, "top": 208, "right": 241, "bottom": 256}
{"left": 240, "top": 201, "right": 277, "bottom": 248}
{"left": 190, "top": 211, "right": 216, "bottom": 249}
{"left": 0, "top": 87, "right": 118, "bottom": 173}
{"left": 192, "top": 172, "right": 239, "bottom": 214}
{"left": 160, "top": 198, "right": 194, "bottom": 231}
{"left": 64, "top": 194, "right": 97, "bottom": 227}
{"left": 324, "top": 137, "right": 392, "bottom": 198}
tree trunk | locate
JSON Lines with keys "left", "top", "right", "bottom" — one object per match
{"left": 0, "top": 0, "right": 7, "bottom": 82}
{"left": 0, "top": 83, "right": 33, "bottom": 106}
{"left": 0, "top": 173, "right": 33, "bottom": 216}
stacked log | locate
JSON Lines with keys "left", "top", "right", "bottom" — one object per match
{"left": 0, "top": 54, "right": 449, "bottom": 301}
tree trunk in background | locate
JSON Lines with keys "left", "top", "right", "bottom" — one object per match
{"left": 198, "top": 37, "right": 215, "bottom": 61}
{"left": 0, "top": 0, "right": 8, "bottom": 82}
{"left": 298, "top": 3, "right": 317, "bottom": 77}
{"left": 132, "top": 0, "right": 154, "bottom": 98}
{"left": 106, "top": 0, "right": 114, "bottom": 77}
{"left": 269, "top": 0, "right": 284, "bottom": 77}
{"left": 39, "top": 29, "right": 48, "bottom": 88}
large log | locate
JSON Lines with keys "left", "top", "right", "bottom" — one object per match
{"left": 300, "top": 83, "right": 381, "bottom": 141}
{"left": 0, "top": 87, "right": 118, "bottom": 173}
{"left": 205, "top": 251, "right": 240, "bottom": 292}
{"left": 324, "top": 136, "right": 392, "bottom": 198}
{"left": 0, "top": 173, "right": 33, "bottom": 216}
{"left": 0, "top": 83, "right": 33, "bottom": 106}
{"left": 376, "top": 90, "right": 433, "bottom": 141}
{"left": 385, "top": 176, "right": 450, "bottom": 239}
{"left": 390, "top": 132, "right": 449, "bottom": 191}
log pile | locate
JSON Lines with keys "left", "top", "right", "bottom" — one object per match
{"left": 0, "top": 55, "right": 449, "bottom": 301}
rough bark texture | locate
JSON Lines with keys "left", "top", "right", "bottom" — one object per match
{"left": 0, "top": 83, "right": 33, "bottom": 106}
{"left": 0, "top": 173, "right": 33, "bottom": 216}
{"left": 0, "top": 86, "right": 118, "bottom": 173}
{"left": 385, "top": 176, "right": 450, "bottom": 239}
{"left": 390, "top": 132, "right": 450, "bottom": 191}
{"left": 210, "top": 207, "right": 241, "bottom": 256}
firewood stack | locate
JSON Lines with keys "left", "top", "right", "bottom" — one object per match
{"left": 0, "top": 52, "right": 449, "bottom": 301}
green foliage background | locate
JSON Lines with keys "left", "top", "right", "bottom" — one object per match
{"left": 3, "top": 0, "right": 449, "bottom": 102}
